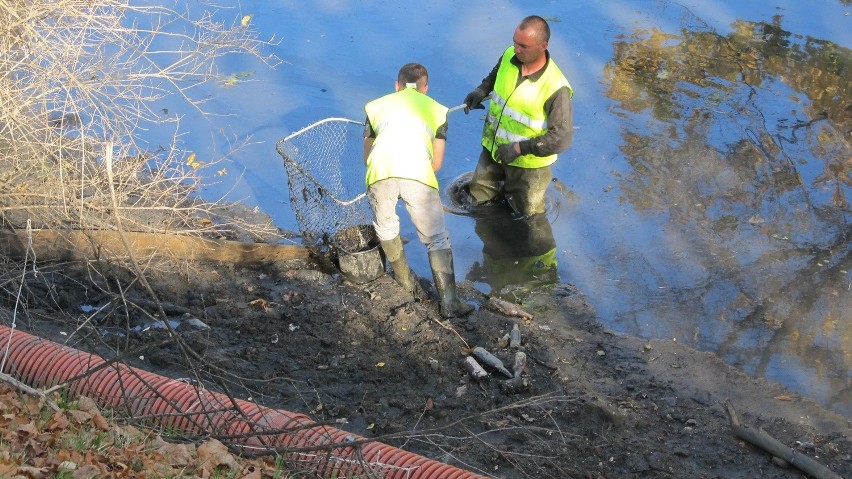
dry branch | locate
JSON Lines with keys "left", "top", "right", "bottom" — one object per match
{"left": 724, "top": 400, "right": 842, "bottom": 479}
{"left": 0, "top": 0, "right": 281, "bottom": 241}
{"left": 0, "top": 371, "right": 59, "bottom": 412}
{"left": 0, "top": 1, "right": 294, "bottom": 456}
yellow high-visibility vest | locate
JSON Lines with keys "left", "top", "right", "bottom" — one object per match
{"left": 482, "top": 46, "right": 572, "bottom": 168}
{"left": 365, "top": 88, "right": 448, "bottom": 189}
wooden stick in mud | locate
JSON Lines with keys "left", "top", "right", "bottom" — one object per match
{"left": 724, "top": 400, "right": 841, "bottom": 479}
{"left": 0, "top": 229, "right": 312, "bottom": 265}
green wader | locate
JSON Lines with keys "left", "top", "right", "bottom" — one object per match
{"left": 428, "top": 248, "right": 474, "bottom": 318}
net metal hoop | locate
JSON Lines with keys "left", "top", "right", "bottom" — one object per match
{"left": 276, "top": 118, "right": 373, "bottom": 254}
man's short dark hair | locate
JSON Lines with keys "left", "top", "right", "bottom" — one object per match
{"left": 398, "top": 63, "right": 428, "bottom": 89}
{"left": 520, "top": 15, "right": 550, "bottom": 43}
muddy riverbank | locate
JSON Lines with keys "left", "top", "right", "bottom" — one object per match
{"left": 6, "top": 239, "right": 850, "bottom": 478}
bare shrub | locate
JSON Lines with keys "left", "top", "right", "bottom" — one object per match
{"left": 0, "top": 0, "right": 281, "bottom": 240}
{"left": 0, "top": 2, "right": 290, "bottom": 452}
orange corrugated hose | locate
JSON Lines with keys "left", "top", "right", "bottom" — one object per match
{"left": 0, "top": 325, "right": 488, "bottom": 479}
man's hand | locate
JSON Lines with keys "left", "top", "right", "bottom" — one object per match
{"left": 463, "top": 88, "right": 487, "bottom": 114}
{"left": 496, "top": 143, "right": 520, "bottom": 165}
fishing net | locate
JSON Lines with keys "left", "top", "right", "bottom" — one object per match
{"left": 275, "top": 118, "right": 375, "bottom": 254}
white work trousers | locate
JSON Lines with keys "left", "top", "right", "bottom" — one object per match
{"left": 368, "top": 178, "right": 451, "bottom": 252}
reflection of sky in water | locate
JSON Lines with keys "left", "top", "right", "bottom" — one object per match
{"left": 138, "top": 1, "right": 850, "bottom": 417}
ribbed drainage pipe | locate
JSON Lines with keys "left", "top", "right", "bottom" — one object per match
{"left": 0, "top": 326, "right": 488, "bottom": 479}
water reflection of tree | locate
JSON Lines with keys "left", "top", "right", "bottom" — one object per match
{"left": 603, "top": 17, "right": 850, "bottom": 412}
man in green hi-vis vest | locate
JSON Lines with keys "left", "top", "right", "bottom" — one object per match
{"left": 462, "top": 15, "right": 574, "bottom": 217}
{"left": 364, "top": 63, "right": 473, "bottom": 318}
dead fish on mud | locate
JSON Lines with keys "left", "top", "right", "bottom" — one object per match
{"left": 462, "top": 356, "right": 489, "bottom": 380}
{"left": 471, "top": 346, "right": 513, "bottom": 379}
{"left": 500, "top": 351, "right": 530, "bottom": 394}
{"left": 484, "top": 297, "right": 534, "bottom": 320}
{"left": 509, "top": 323, "right": 521, "bottom": 348}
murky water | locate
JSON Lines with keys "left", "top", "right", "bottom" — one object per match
{"left": 162, "top": 1, "right": 851, "bottom": 417}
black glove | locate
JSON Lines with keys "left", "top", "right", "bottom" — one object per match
{"left": 496, "top": 143, "right": 520, "bottom": 165}
{"left": 463, "top": 88, "right": 487, "bottom": 114}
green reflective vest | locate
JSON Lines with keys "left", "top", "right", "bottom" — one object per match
{"left": 364, "top": 88, "right": 448, "bottom": 189}
{"left": 482, "top": 46, "right": 571, "bottom": 168}
{"left": 483, "top": 247, "right": 559, "bottom": 293}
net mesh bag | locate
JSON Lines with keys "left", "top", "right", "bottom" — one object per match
{"left": 276, "top": 118, "right": 375, "bottom": 254}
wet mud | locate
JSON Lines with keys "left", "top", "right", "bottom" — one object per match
{"left": 14, "top": 254, "right": 852, "bottom": 479}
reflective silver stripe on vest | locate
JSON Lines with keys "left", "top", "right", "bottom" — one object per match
{"left": 490, "top": 92, "right": 549, "bottom": 130}
{"left": 494, "top": 125, "right": 531, "bottom": 143}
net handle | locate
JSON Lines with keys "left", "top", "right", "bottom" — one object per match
{"left": 277, "top": 96, "right": 484, "bottom": 146}
{"left": 447, "top": 102, "right": 467, "bottom": 114}
{"left": 445, "top": 94, "right": 492, "bottom": 114}
{"left": 276, "top": 99, "right": 487, "bottom": 206}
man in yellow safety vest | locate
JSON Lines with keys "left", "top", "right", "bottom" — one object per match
{"left": 364, "top": 63, "right": 473, "bottom": 318}
{"left": 462, "top": 15, "right": 574, "bottom": 217}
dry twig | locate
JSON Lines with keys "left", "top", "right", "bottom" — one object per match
{"left": 725, "top": 400, "right": 841, "bottom": 479}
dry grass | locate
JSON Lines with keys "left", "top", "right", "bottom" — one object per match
{"left": 0, "top": 0, "right": 281, "bottom": 242}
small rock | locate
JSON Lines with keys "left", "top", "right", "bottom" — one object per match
{"left": 748, "top": 214, "right": 765, "bottom": 225}
{"left": 795, "top": 440, "right": 815, "bottom": 450}
{"left": 287, "top": 269, "right": 332, "bottom": 284}
{"left": 499, "top": 377, "right": 530, "bottom": 394}
{"left": 463, "top": 318, "right": 477, "bottom": 331}
{"left": 177, "top": 316, "right": 210, "bottom": 331}
{"left": 428, "top": 358, "right": 439, "bottom": 371}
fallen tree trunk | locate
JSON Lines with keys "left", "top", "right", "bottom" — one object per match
{"left": 0, "top": 229, "right": 313, "bottom": 265}
{"left": 725, "top": 400, "right": 841, "bottom": 479}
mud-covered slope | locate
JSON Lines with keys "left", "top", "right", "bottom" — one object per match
{"left": 11, "top": 253, "right": 852, "bottom": 479}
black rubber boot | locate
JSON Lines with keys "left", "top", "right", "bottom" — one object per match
{"left": 428, "top": 248, "right": 474, "bottom": 318}
{"left": 379, "top": 236, "right": 416, "bottom": 294}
